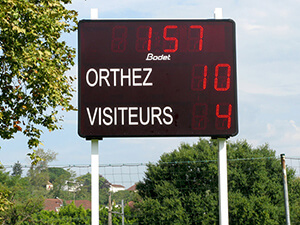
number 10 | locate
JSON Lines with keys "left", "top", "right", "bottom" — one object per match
{"left": 191, "top": 64, "right": 231, "bottom": 91}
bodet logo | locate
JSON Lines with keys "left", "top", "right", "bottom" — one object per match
{"left": 145, "top": 53, "right": 171, "bottom": 61}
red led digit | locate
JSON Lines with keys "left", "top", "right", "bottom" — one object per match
{"left": 136, "top": 26, "right": 152, "bottom": 52}
{"left": 216, "top": 104, "right": 232, "bottom": 129}
{"left": 192, "top": 103, "right": 208, "bottom": 130}
{"left": 214, "top": 64, "right": 231, "bottom": 91}
{"left": 188, "top": 25, "right": 204, "bottom": 52}
{"left": 163, "top": 25, "right": 178, "bottom": 53}
{"left": 191, "top": 64, "right": 207, "bottom": 91}
{"left": 111, "top": 26, "right": 128, "bottom": 52}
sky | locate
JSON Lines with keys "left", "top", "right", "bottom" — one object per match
{"left": 1, "top": 0, "right": 300, "bottom": 171}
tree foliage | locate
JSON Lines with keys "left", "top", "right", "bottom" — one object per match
{"left": 0, "top": 195, "right": 44, "bottom": 225}
{"left": 98, "top": 204, "right": 138, "bottom": 225}
{"left": 0, "top": 164, "right": 139, "bottom": 224}
{"left": 47, "top": 167, "right": 72, "bottom": 184}
{"left": 0, "top": 170, "right": 44, "bottom": 224}
{"left": 0, "top": 185, "right": 13, "bottom": 217}
{"left": 29, "top": 148, "right": 58, "bottom": 172}
{"left": 12, "top": 161, "right": 22, "bottom": 176}
{"left": 23, "top": 202, "right": 91, "bottom": 225}
{"left": 136, "top": 138, "right": 300, "bottom": 224}
{"left": 0, "top": 0, "right": 77, "bottom": 148}
{"left": 27, "top": 149, "right": 57, "bottom": 195}
{"left": 111, "top": 190, "right": 139, "bottom": 207}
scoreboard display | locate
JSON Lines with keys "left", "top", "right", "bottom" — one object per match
{"left": 78, "top": 19, "right": 238, "bottom": 139}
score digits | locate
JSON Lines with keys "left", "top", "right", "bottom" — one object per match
{"left": 111, "top": 25, "right": 204, "bottom": 53}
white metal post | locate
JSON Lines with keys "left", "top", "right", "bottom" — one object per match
{"left": 91, "top": 8, "right": 98, "bottom": 20}
{"left": 214, "top": 8, "right": 223, "bottom": 19}
{"left": 122, "top": 199, "right": 125, "bottom": 225}
{"left": 218, "top": 138, "right": 229, "bottom": 225}
{"left": 91, "top": 139, "right": 99, "bottom": 225}
{"left": 215, "top": 8, "right": 229, "bottom": 225}
{"left": 90, "top": 9, "right": 99, "bottom": 225}
{"left": 215, "top": 9, "right": 229, "bottom": 224}
{"left": 281, "top": 154, "right": 291, "bottom": 225}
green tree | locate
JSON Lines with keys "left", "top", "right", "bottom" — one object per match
{"left": 25, "top": 202, "right": 91, "bottom": 224}
{"left": 75, "top": 173, "right": 111, "bottom": 204}
{"left": 136, "top": 139, "right": 300, "bottom": 224}
{"left": 0, "top": 167, "right": 45, "bottom": 224}
{"left": 0, "top": 0, "right": 77, "bottom": 149}
{"left": 47, "top": 168, "right": 75, "bottom": 200}
{"left": 111, "top": 190, "right": 139, "bottom": 206}
{"left": 30, "top": 148, "right": 58, "bottom": 172}
{"left": 99, "top": 175, "right": 111, "bottom": 205}
{"left": 0, "top": 169, "right": 31, "bottom": 201}
{"left": 0, "top": 185, "right": 13, "bottom": 221}
{"left": 47, "top": 167, "right": 72, "bottom": 184}
{"left": 0, "top": 172, "right": 44, "bottom": 225}
{"left": 27, "top": 148, "right": 57, "bottom": 174}
{"left": 0, "top": 195, "right": 44, "bottom": 225}
{"left": 12, "top": 161, "right": 22, "bottom": 176}
{"left": 99, "top": 204, "right": 138, "bottom": 225}
{"left": 75, "top": 173, "right": 92, "bottom": 201}
{"left": 27, "top": 149, "right": 57, "bottom": 196}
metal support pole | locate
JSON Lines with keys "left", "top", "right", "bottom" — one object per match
{"left": 91, "top": 139, "right": 99, "bottom": 225}
{"left": 108, "top": 192, "right": 112, "bottom": 225}
{"left": 214, "top": 8, "right": 223, "bottom": 19}
{"left": 281, "top": 154, "right": 291, "bottom": 225}
{"left": 90, "top": 9, "right": 99, "bottom": 225}
{"left": 122, "top": 199, "right": 125, "bottom": 225}
{"left": 218, "top": 138, "right": 229, "bottom": 225}
{"left": 215, "top": 8, "right": 229, "bottom": 225}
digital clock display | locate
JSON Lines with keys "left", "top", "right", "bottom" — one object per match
{"left": 78, "top": 19, "right": 238, "bottom": 139}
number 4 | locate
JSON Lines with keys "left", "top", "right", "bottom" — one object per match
{"left": 216, "top": 104, "right": 232, "bottom": 129}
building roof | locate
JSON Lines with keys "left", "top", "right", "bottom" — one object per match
{"left": 127, "top": 184, "right": 137, "bottom": 191}
{"left": 44, "top": 199, "right": 91, "bottom": 211}
{"left": 128, "top": 201, "right": 135, "bottom": 208}
{"left": 65, "top": 200, "right": 91, "bottom": 210}
{"left": 44, "top": 199, "right": 63, "bottom": 211}
{"left": 110, "top": 184, "right": 125, "bottom": 188}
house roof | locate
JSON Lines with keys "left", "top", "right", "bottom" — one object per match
{"left": 110, "top": 184, "right": 125, "bottom": 188}
{"left": 65, "top": 200, "right": 91, "bottom": 210}
{"left": 44, "top": 199, "right": 91, "bottom": 211}
{"left": 128, "top": 201, "right": 135, "bottom": 208}
{"left": 44, "top": 199, "right": 62, "bottom": 211}
{"left": 127, "top": 184, "right": 136, "bottom": 191}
